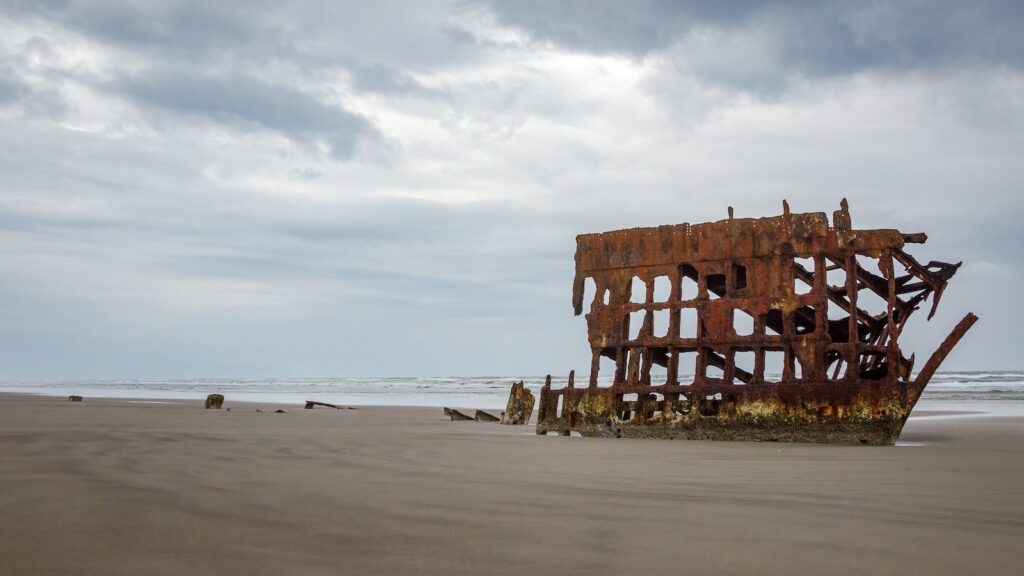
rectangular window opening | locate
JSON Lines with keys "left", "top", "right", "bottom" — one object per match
{"left": 763, "top": 310, "right": 783, "bottom": 336}
{"left": 706, "top": 363, "right": 725, "bottom": 380}
{"left": 680, "top": 265, "right": 699, "bottom": 300}
{"left": 679, "top": 308, "right": 698, "bottom": 339}
{"left": 631, "top": 276, "right": 647, "bottom": 303}
{"left": 583, "top": 277, "right": 597, "bottom": 308}
{"left": 650, "top": 392, "right": 665, "bottom": 418}
{"left": 622, "top": 392, "right": 638, "bottom": 421}
{"left": 653, "top": 308, "right": 670, "bottom": 338}
{"left": 733, "top": 308, "right": 754, "bottom": 336}
{"left": 655, "top": 350, "right": 672, "bottom": 385}
{"left": 649, "top": 356, "right": 668, "bottom": 384}
{"left": 732, "top": 263, "right": 747, "bottom": 290}
{"left": 794, "top": 257, "right": 815, "bottom": 295}
{"left": 828, "top": 354, "right": 849, "bottom": 380}
{"left": 598, "top": 350, "right": 617, "bottom": 387}
{"left": 676, "top": 350, "right": 697, "bottom": 384}
{"left": 763, "top": 350, "right": 785, "bottom": 382}
{"left": 827, "top": 264, "right": 848, "bottom": 291}
{"left": 627, "top": 310, "right": 645, "bottom": 341}
{"left": 793, "top": 307, "right": 816, "bottom": 335}
{"left": 706, "top": 273, "right": 726, "bottom": 300}
{"left": 733, "top": 351, "right": 755, "bottom": 384}
{"left": 653, "top": 275, "right": 671, "bottom": 302}
{"left": 827, "top": 300, "right": 852, "bottom": 343}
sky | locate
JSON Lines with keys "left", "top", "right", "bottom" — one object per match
{"left": 0, "top": 0, "right": 1021, "bottom": 379}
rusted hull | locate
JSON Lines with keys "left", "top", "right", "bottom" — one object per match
{"left": 536, "top": 381, "right": 919, "bottom": 445}
{"left": 539, "top": 200, "right": 976, "bottom": 444}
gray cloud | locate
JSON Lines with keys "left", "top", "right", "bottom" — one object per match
{"left": 483, "top": 0, "right": 1024, "bottom": 89}
{"left": 118, "top": 69, "right": 376, "bottom": 159}
{"left": 7, "top": 0, "right": 481, "bottom": 70}
{"left": 348, "top": 63, "right": 441, "bottom": 98}
{"left": 0, "top": 1, "right": 1019, "bottom": 378}
{"left": 1, "top": 1, "right": 464, "bottom": 157}
{"left": 8, "top": 0, "right": 282, "bottom": 56}
{"left": 0, "top": 66, "right": 25, "bottom": 104}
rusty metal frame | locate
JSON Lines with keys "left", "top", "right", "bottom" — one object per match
{"left": 536, "top": 200, "right": 976, "bottom": 444}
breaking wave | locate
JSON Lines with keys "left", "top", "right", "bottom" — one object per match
{"left": 1, "top": 371, "right": 1022, "bottom": 407}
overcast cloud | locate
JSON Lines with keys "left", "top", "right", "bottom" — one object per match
{"left": 0, "top": 1, "right": 1020, "bottom": 378}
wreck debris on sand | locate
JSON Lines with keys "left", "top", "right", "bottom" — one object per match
{"left": 500, "top": 381, "right": 535, "bottom": 425}
{"left": 536, "top": 200, "right": 977, "bottom": 445}
{"left": 444, "top": 407, "right": 475, "bottom": 421}
{"left": 474, "top": 409, "right": 500, "bottom": 422}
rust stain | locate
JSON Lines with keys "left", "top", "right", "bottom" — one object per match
{"left": 538, "top": 199, "right": 977, "bottom": 445}
{"left": 501, "top": 381, "right": 535, "bottom": 425}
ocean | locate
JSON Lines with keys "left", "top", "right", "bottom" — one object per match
{"left": 1, "top": 371, "right": 1022, "bottom": 410}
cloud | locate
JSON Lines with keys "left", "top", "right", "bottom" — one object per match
{"left": 482, "top": 0, "right": 1024, "bottom": 87}
{"left": 117, "top": 69, "right": 377, "bottom": 159}
{"left": 0, "top": 1, "right": 1019, "bottom": 377}
{"left": 0, "top": 65, "right": 26, "bottom": 103}
{"left": 347, "top": 62, "right": 442, "bottom": 98}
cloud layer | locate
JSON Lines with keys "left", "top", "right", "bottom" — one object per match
{"left": 0, "top": 1, "right": 1020, "bottom": 377}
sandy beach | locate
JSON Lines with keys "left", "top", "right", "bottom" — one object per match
{"left": 1, "top": 393, "right": 1022, "bottom": 575}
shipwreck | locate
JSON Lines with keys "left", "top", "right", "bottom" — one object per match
{"left": 536, "top": 200, "right": 976, "bottom": 445}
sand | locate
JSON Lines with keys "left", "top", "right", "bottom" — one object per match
{"left": 1, "top": 393, "right": 1022, "bottom": 575}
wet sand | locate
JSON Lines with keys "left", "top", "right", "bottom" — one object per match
{"left": 1, "top": 393, "right": 1022, "bottom": 575}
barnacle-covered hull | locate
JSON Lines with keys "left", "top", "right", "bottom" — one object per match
{"left": 537, "top": 200, "right": 976, "bottom": 445}
{"left": 537, "top": 382, "right": 913, "bottom": 444}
